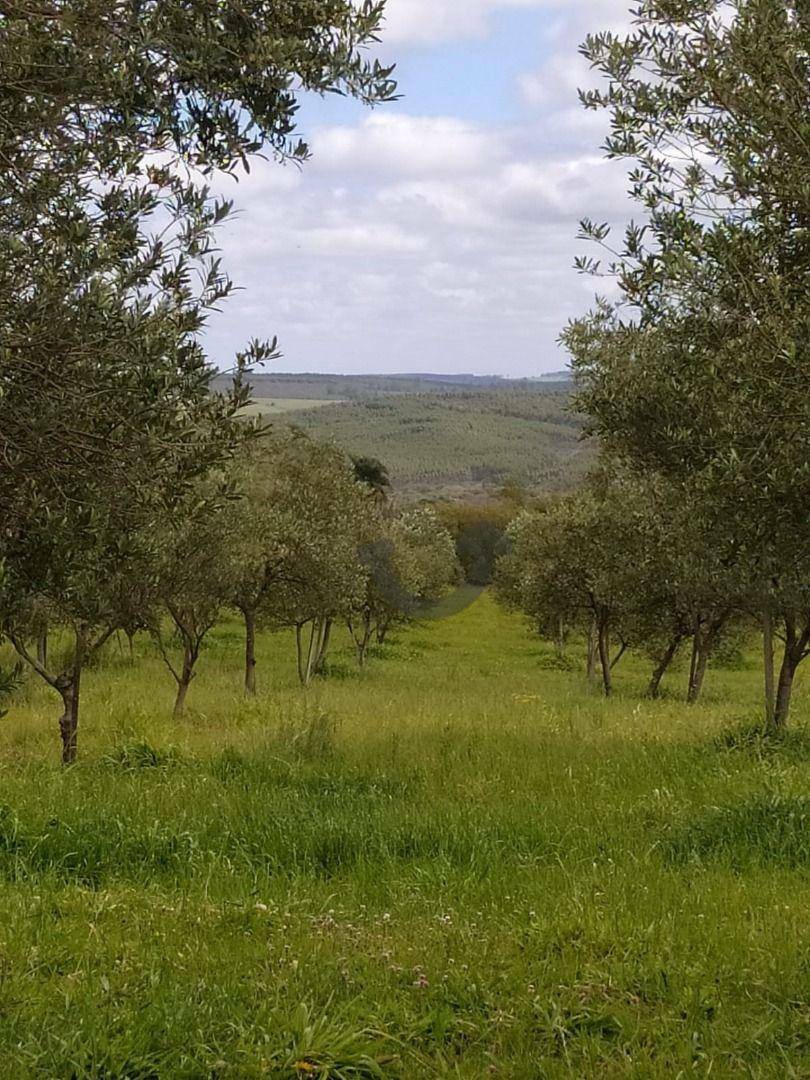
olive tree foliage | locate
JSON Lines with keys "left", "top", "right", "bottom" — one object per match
{"left": 495, "top": 472, "right": 747, "bottom": 700}
{"left": 0, "top": 0, "right": 395, "bottom": 529}
{"left": 349, "top": 506, "right": 460, "bottom": 663}
{"left": 563, "top": 0, "right": 809, "bottom": 726}
{"left": 495, "top": 489, "right": 641, "bottom": 696}
{"left": 0, "top": 0, "right": 396, "bottom": 758}
{"left": 247, "top": 437, "right": 370, "bottom": 687}
{"left": 148, "top": 492, "right": 239, "bottom": 719}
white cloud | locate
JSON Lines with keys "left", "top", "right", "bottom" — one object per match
{"left": 381, "top": 0, "right": 632, "bottom": 45}
{"left": 380, "top": 0, "right": 548, "bottom": 45}
{"left": 312, "top": 114, "right": 497, "bottom": 178}
{"left": 203, "top": 1, "right": 638, "bottom": 375}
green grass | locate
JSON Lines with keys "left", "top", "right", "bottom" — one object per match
{"left": 1, "top": 594, "right": 808, "bottom": 1077}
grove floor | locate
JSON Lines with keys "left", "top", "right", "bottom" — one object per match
{"left": 0, "top": 594, "right": 808, "bottom": 1077}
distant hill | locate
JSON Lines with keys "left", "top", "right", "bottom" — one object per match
{"left": 262, "top": 388, "right": 591, "bottom": 500}
{"left": 211, "top": 370, "right": 588, "bottom": 499}
{"left": 210, "top": 370, "right": 572, "bottom": 401}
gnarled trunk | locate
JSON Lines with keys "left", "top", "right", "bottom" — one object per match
{"left": 172, "top": 646, "right": 196, "bottom": 718}
{"left": 773, "top": 650, "right": 797, "bottom": 731}
{"left": 56, "top": 672, "right": 80, "bottom": 766}
{"left": 770, "top": 613, "right": 810, "bottom": 731}
{"left": 9, "top": 622, "right": 112, "bottom": 765}
{"left": 647, "top": 634, "right": 683, "bottom": 699}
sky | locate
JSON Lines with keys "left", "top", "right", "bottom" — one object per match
{"left": 206, "top": 0, "right": 637, "bottom": 377}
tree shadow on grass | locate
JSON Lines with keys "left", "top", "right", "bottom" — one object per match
{"left": 712, "top": 719, "right": 810, "bottom": 763}
{"left": 663, "top": 793, "right": 810, "bottom": 871}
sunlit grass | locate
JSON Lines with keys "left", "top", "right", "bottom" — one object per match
{"left": 0, "top": 594, "right": 808, "bottom": 1076}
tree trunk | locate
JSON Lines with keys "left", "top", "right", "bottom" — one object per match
{"left": 763, "top": 606, "right": 775, "bottom": 727}
{"left": 9, "top": 623, "right": 115, "bottom": 765}
{"left": 586, "top": 617, "right": 598, "bottom": 684}
{"left": 647, "top": 634, "right": 682, "bottom": 699}
{"left": 56, "top": 674, "right": 80, "bottom": 766}
{"left": 597, "top": 615, "right": 612, "bottom": 697}
{"left": 303, "top": 621, "right": 320, "bottom": 686}
{"left": 173, "top": 647, "right": 195, "bottom": 718}
{"left": 295, "top": 623, "right": 305, "bottom": 685}
{"left": 770, "top": 613, "right": 810, "bottom": 731}
{"left": 610, "top": 638, "right": 629, "bottom": 671}
{"left": 772, "top": 648, "right": 797, "bottom": 731}
{"left": 687, "top": 639, "right": 709, "bottom": 704}
{"left": 56, "top": 631, "right": 85, "bottom": 765}
{"left": 356, "top": 614, "right": 372, "bottom": 668}
{"left": 37, "top": 631, "right": 48, "bottom": 669}
{"left": 173, "top": 676, "right": 190, "bottom": 719}
{"left": 376, "top": 619, "right": 390, "bottom": 645}
{"left": 687, "top": 616, "right": 725, "bottom": 704}
{"left": 295, "top": 621, "right": 321, "bottom": 687}
{"left": 243, "top": 606, "right": 257, "bottom": 696}
{"left": 313, "top": 618, "right": 332, "bottom": 675}
{"left": 555, "top": 615, "right": 566, "bottom": 659}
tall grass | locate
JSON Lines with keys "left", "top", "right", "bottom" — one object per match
{"left": 0, "top": 595, "right": 807, "bottom": 1077}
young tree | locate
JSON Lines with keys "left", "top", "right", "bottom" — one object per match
{"left": 496, "top": 489, "right": 640, "bottom": 696}
{"left": 149, "top": 497, "right": 237, "bottom": 718}
{"left": 251, "top": 437, "right": 369, "bottom": 686}
{"left": 1, "top": 532, "right": 154, "bottom": 763}
{"left": 349, "top": 505, "right": 459, "bottom": 660}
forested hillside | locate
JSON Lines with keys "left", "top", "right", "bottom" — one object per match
{"left": 269, "top": 389, "right": 590, "bottom": 498}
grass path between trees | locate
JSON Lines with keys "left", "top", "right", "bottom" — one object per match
{"left": 0, "top": 594, "right": 808, "bottom": 1077}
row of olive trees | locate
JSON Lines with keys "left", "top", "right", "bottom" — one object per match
{"left": 1, "top": 432, "right": 460, "bottom": 759}
{"left": 0, "top": 2, "right": 398, "bottom": 761}
{"left": 495, "top": 470, "right": 766, "bottom": 705}
{"left": 514, "top": 0, "right": 809, "bottom": 729}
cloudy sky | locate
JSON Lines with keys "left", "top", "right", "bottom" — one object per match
{"left": 207, "top": 0, "right": 636, "bottom": 377}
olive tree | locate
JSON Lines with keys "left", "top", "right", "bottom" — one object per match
{"left": 566, "top": 0, "right": 809, "bottom": 726}
{"left": 349, "top": 505, "right": 459, "bottom": 662}
{"left": 249, "top": 438, "right": 369, "bottom": 686}
{"left": 149, "top": 495, "right": 238, "bottom": 718}
{"left": 496, "top": 489, "right": 642, "bottom": 696}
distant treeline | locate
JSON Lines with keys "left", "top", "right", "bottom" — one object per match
{"left": 210, "top": 371, "right": 572, "bottom": 401}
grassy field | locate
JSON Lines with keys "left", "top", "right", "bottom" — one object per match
{"left": 1, "top": 594, "right": 808, "bottom": 1077}
{"left": 240, "top": 399, "right": 339, "bottom": 417}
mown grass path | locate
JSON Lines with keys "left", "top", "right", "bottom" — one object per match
{"left": 0, "top": 595, "right": 808, "bottom": 1076}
